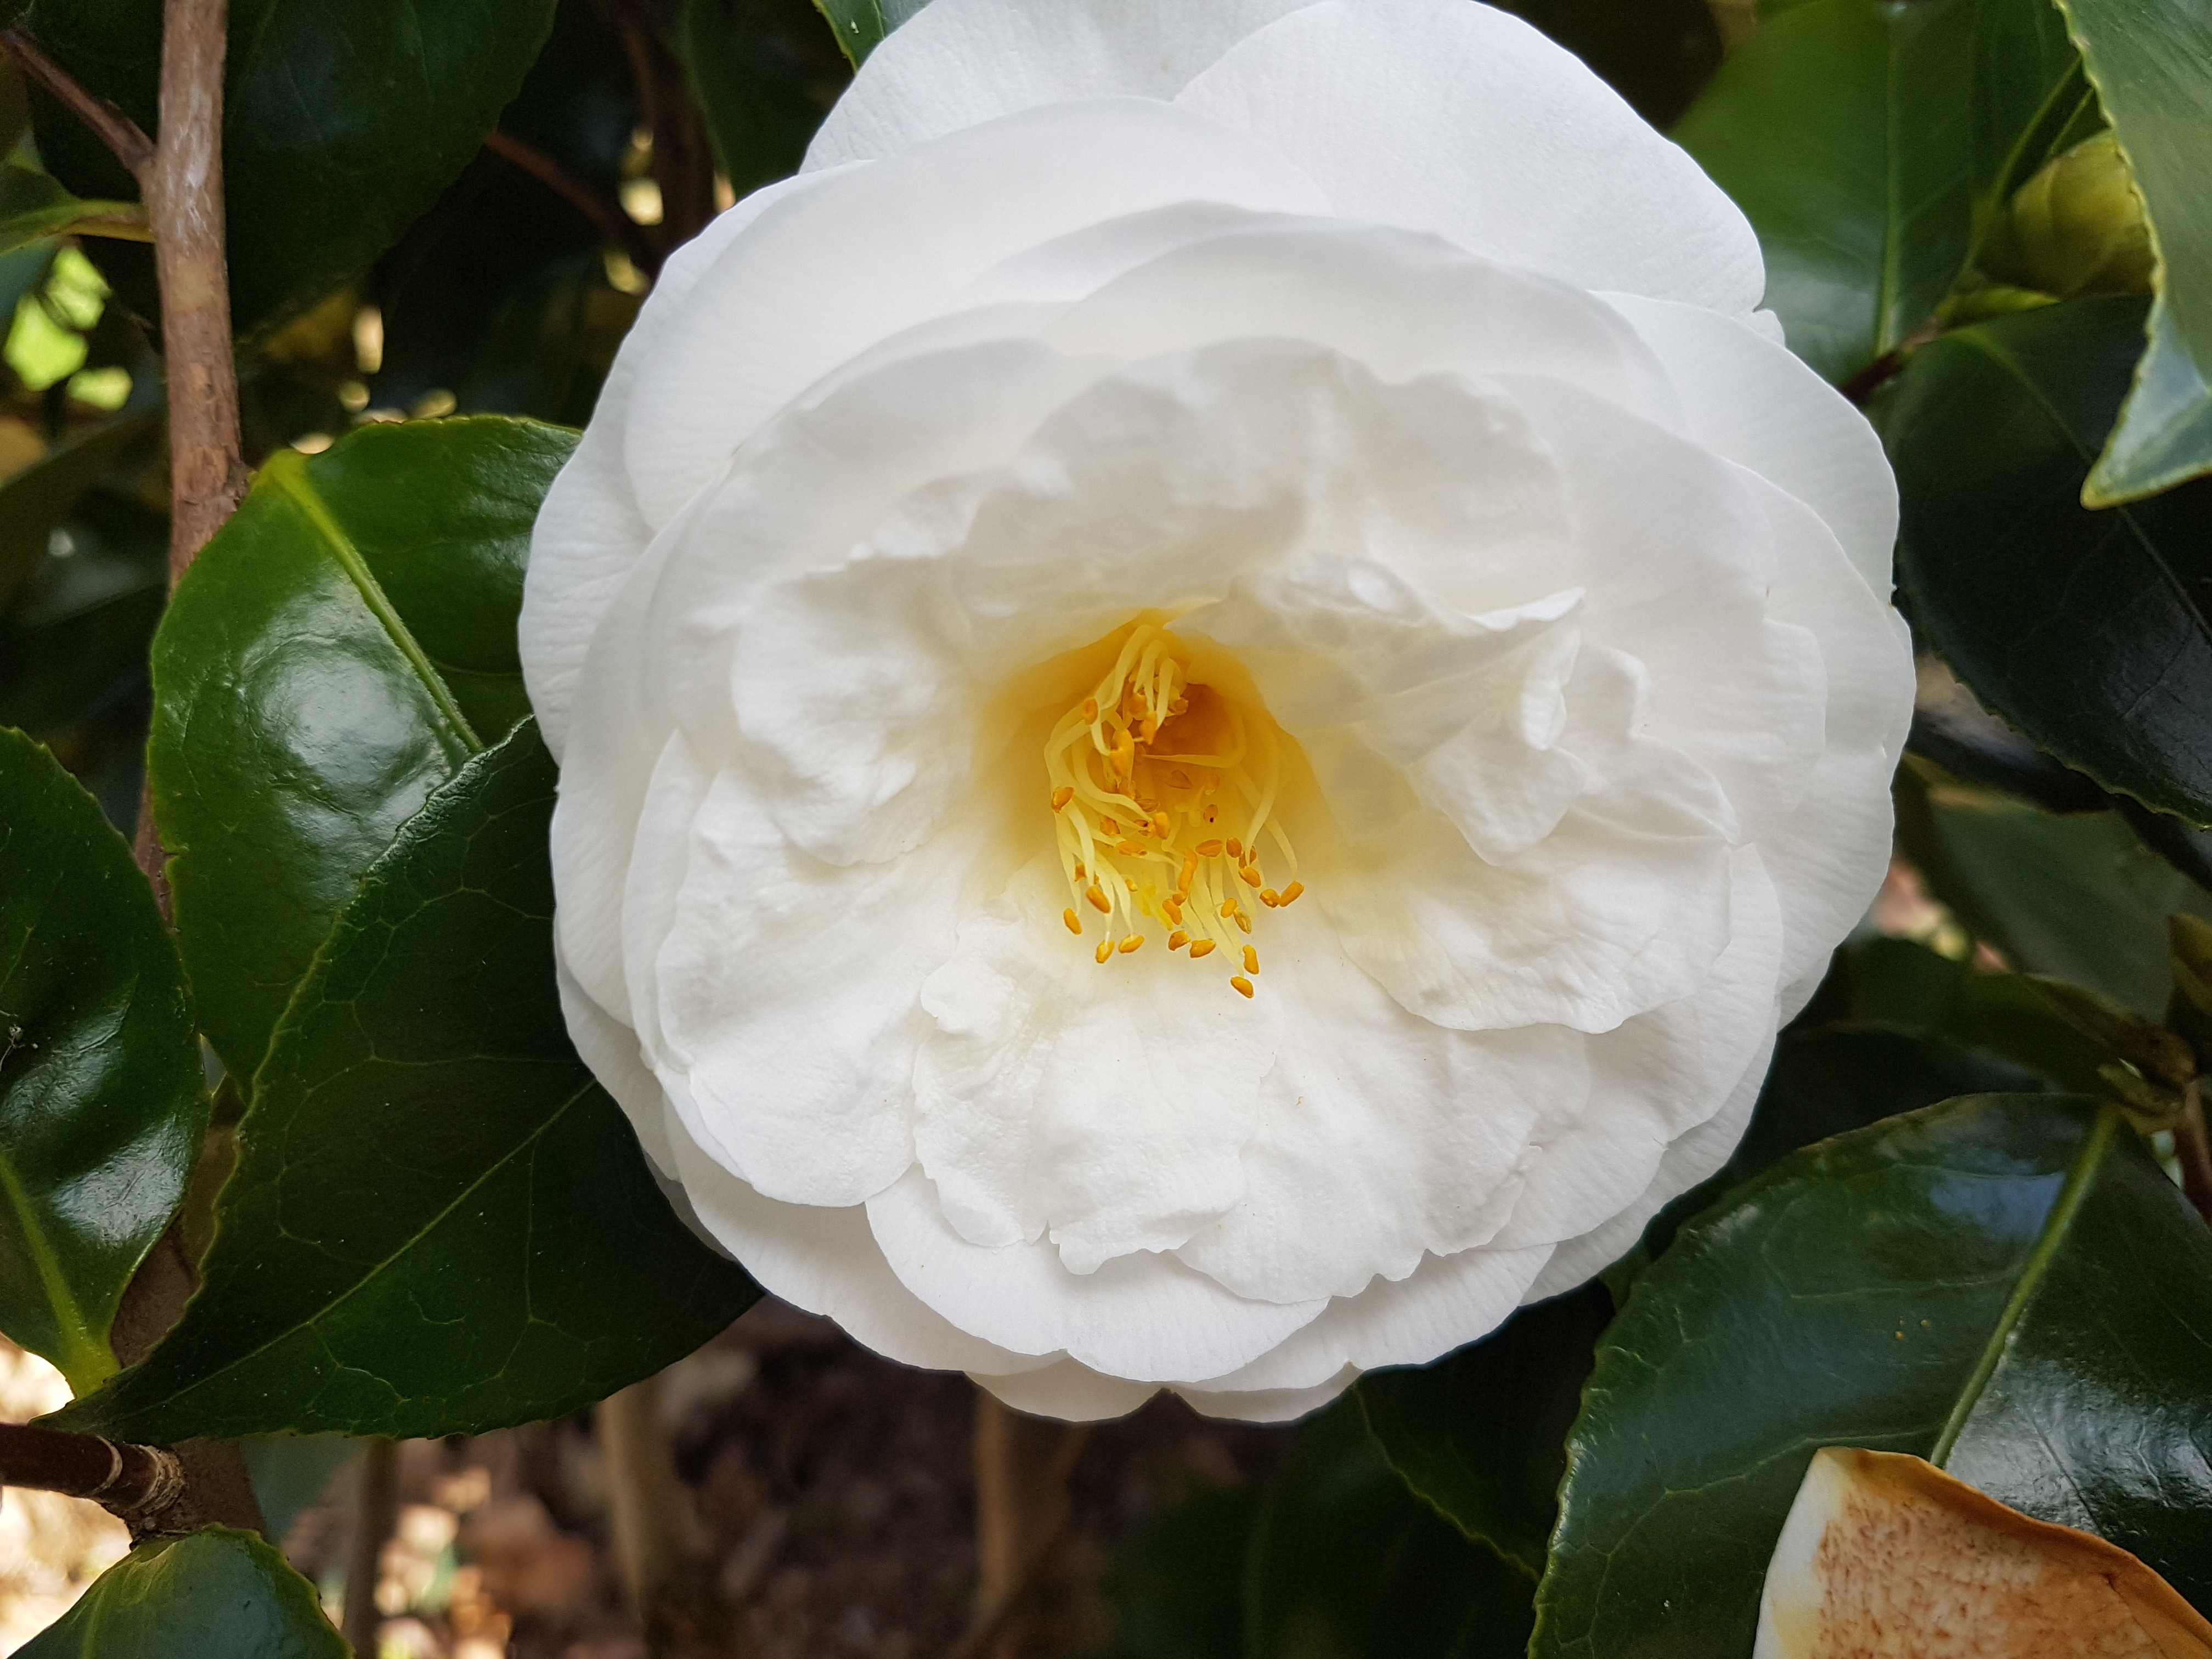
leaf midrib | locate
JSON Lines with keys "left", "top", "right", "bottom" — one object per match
{"left": 1931, "top": 1103, "right": 2120, "bottom": 1463}
{"left": 264, "top": 451, "right": 484, "bottom": 755}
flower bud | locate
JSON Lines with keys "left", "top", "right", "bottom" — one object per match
{"left": 1982, "top": 132, "right": 2156, "bottom": 299}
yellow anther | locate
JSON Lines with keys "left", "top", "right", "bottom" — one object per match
{"left": 1203, "top": 803, "right": 1218, "bottom": 823}
{"left": 1082, "top": 697, "right": 1098, "bottom": 721}
{"left": 1230, "top": 975, "right": 1254, "bottom": 998}
{"left": 1051, "top": 786, "right": 1074, "bottom": 811}
{"left": 1116, "top": 839, "right": 1146, "bottom": 857}
{"left": 1239, "top": 865, "right": 1262, "bottom": 888}
{"left": 1243, "top": 945, "right": 1259, "bottom": 975}
{"left": 1226, "top": 837, "right": 1244, "bottom": 860}
{"left": 1196, "top": 839, "right": 1224, "bottom": 858}
{"left": 1168, "top": 769, "right": 1192, "bottom": 789}
{"left": 1260, "top": 888, "right": 1280, "bottom": 907}
{"left": 1119, "top": 933, "right": 1144, "bottom": 954}
{"left": 1152, "top": 811, "right": 1172, "bottom": 838}
{"left": 1189, "top": 939, "right": 1217, "bottom": 958}
{"left": 1280, "top": 881, "right": 1304, "bottom": 905}
{"left": 1169, "top": 930, "right": 1190, "bottom": 951}
{"left": 1164, "top": 898, "right": 1184, "bottom": 924}
{"left": 1111, "top": 733, "right": 1135, "bottom": 776}
{"left": 1168, "top": 697, "right": 1188, "bottom": 715}
{"left": 1233, "top": 910, "right": 1252, "bottom": 933}
{"left": 1096, "top": 940, "right": 1113, "bottom": 964}
{"left": 1072, "top": 861, "right": 1085, "bottom": 880}
{"left": 1063, "top": 908, "right": 1082, "bottom": 935}
{"left": 1086, "top": 884, "right": 1110, "bottom": 913}
{"left": 1099, "top": 817, "right": 1119, "bottom": 836}
{"left": 1219, "top": 900, "right": 1238, "bottom": 919}
{"left": 1180, "top": 849, "right": 1199, "bottom": 884}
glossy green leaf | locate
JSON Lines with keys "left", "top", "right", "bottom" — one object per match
{"left": 1530, "top": 1096, "right": 2212, "bottom": 1656}
{"left": 1841, "top": 936, "right": 2111, "bottom": 1095}
{"left": 149, "top": 417, "right": 575, "bottom": 1085}
{"left": 1920, "top": 788, "right": 2212, "bottom": 1018}
{"left": 681, "top": 0, "right": 848, "bottom": 200}
{"left": 1248, "top": 1400, "right": 1534, "bottom": 1659}
{"left": 0, "top": 414, "right": 156, "bottom": 610}
{"left": 1673, "top": 0, "right": 2084, "bottom": 383}
{"left": 1891, "top": 298, "right": 2212, "bottom": 826}
{"left": 0, "top": 728, "right": 206, "bottom": 1393}
{"left": 54, "top": 723, "right": 761, "bottom": 1442}
{"left": 809, "top": 0, "right": 925, "bottom": 67}
{"left": 2055, "top": 0, "right": 2212, "bottom": 503}
{"left": 1358, "top": 1284, "right": 1612, "bottom": 1578}
{"left": 18, "top": 1528, "right": 346, "bottom": 1659}
{"left": 23, "top": 0, "right": 561, "bottom": 337}
{"left": 0, "top": 162, "right": 142, "bottom": 259}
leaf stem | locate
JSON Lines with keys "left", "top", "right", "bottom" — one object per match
{"left": 1930, "top": 1103, "right": 2119, "bottom": 1466}
{"left": 0, "top": 25, "right": 156, "bottom": 183}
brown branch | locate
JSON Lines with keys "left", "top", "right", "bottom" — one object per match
{"left": 341, "top": 1439, "right": 400, "bottom": 1655}
{"left": 0, "top": 1422, "right": 183, "bottom": 1515}
{"left": 612, "top": 10, "right": 715, "bottom": 259}
{"left": 956, "top": 1395, "right": 1091, "bottom": 1659}
{"left": 2176, "top": 1082, "right": 2212, "bottom": 1227}
{"left": 0, "top": 26, "right": 156, "bottom": 182}
{"left": 483, "top": 129, "right": 656, "bottom": 273}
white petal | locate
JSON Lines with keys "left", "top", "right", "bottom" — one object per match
{"left": 915, "top": 855, "right": 1279, "bottom": 1267}
{"left": 624, "top": 98, "right": 1328, "bottom": 528}
{"left": 1606, "top": 294, "right": 1899, "bottom": 592}
{"left": 1174, "top": 0, "right": 1764, "bottom": 312}
{"left": 867, "top": 1168, "right": 1328, "bottom": 1383}
{"left": 1192, "top": 1243, "right": 1553, "bottom": 1394}
{"left": 671, "top": 1132, "right": 1050, "bottom": 1378}
{"left": 521, "top": 170, "right": 847, "bottom": 758}
{"left": 1175, "top": 1370, "right": 1356, "bottom": 1424}
{"left": 805, "top": 0, "right": 1321, "bottom": 167}
{"left": 971, "top": 1359, "right": 1161, "bottom": 1421}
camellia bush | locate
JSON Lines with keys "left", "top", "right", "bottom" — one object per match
{"left": 1, "top": 0, "right": 2210, "bottom": 1654}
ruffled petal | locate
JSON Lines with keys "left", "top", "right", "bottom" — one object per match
{"left": 915, "top": 855, "right": 1279, "bottom": 1267}
{"left": 971, "top": 1358, "right": 1161, "bottom": 1421}
{"left": 1174, "top": 0, "right": 1763, "bottom": 312}
{"left": 623, "top": 98, "right": 1327, "bottom": 528}
{"left": 866, "top": 1168, "right": 1328, "bottom": 1383}
{"left": 1606, "top": 294, "right": 1899, "bottom": 592}
{"left": 805, "top": 0, "right": 1321, "bottom": 168}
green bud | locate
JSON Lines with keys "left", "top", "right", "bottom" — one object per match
{"left": 2026, "top": 973, "right": 2195, "bottom": 1089}
{"left": 1980, "top": 132, "right": 2157, "bottom": 300}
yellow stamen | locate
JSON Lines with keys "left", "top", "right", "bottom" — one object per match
{"left": 1219, "top": 900, "right": 1238, "bottom": 919}
{"left": 1099, "top": 817, "right": 1119, "bottom": 836}
{"left": 1086, "top": 884, "right": 1110, "bottom": 912}
{"left": 1230, "top": 975, "right": 1254, "bottom": 998}
{"left": 1239, "top": 865, "right": 1262, "bottom": 888}
{"left": 1082, "top": 698, "right": 1098, "bottom": 721}
{"left": 1169, "top": 930, "right": 1190, "bottom": 951}
{"left": 1233, "top": 910, "right": 1252, "bottom": 933}
{"left": 1096, "top": 940, "right": 1114, "bottom": 964}
{"left": 1152, "top": 811, "right": 1172, "bottom": 838}
{"left": 1063, "top": 908, "right": 1082, "bottom": 935}
{"left": 1115, "top": 839, "right": 1145, "bottom": 857}
{"left": 1260, "top": 888, "right": 1280, "bottom": 907}
{"left": 1196, "top": 839, "right": 1224, "bottom": 857}
{"left": 1050, "top": 786, "right": 1074, "bottom": 811}
{"left": 1227, "top": 837, "right": 1243, "bottom": 860}
{"left": 1280, "top": 881, "right": 1304, "bottom": 905}
{"left": 1118, "top": 934, "right": 1143, "bottom": 955}
{"left": 1189, "top": 939, "right": 1217, "bottom": 959}
{"left": 1243, "top": 945, "right": 1259, "bottom": 975}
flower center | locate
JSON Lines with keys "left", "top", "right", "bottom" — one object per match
{"left": 1044, "top": 622, "right": 1303, "bottom": 995}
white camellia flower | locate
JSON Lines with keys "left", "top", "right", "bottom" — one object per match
{"left": 521, "top": 0, "right": 1915, "bottom": 1421}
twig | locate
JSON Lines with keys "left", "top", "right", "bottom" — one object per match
{"left": 341, "top": 1439, "right": 400, "bottom": 1656}
{"left": 0, "top": 1422, "right": 184, "bottom": 1516}
{"left": 483, "top": 129, "right": 656, "bottom": 273}
{"left": 596, "top": 1374, "right": 734, "bottom": 1656}
{"left": 611, "top": 8, "right": 716, "bottom": 257}
{"left": 0, "top": 25, "right": 155, "bottom": 182}
{"left": 956, "top": 1395, "right": 1091, "bottom": 1659}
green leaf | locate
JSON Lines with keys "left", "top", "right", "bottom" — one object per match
{"left": 148, "top": 416, "right": 575, "bottom": 1085}
{"left": 53, "top": 723, "right": 760, "bottom": 1441}
{"left": 0, "top": 161, "right": 143, "bottom": 259}
{"left": 23, "top": 0, "right": 562, "bottom": 338}
{"left": 1919, "top": 788, "right": 2212, "bottom": 1018}
{"left": 680, "top": 0, "right": 848, "bottom": 200}
{"left": 809, "top": 0, "right": 925, "bottom": 67}
{"left": 1530, "top": 1096, "right": 2212, "bottom": 1656}
{"left": 0, "top": 413, "right": 157, "bottom": 611}
{"left": 2054, "top": 0, "right": 2212, "bottom": 503}
{"left": 0, "top": 492, "right": 167, "bottom": 740}
{"left": 242, "top": 1435, "right": 363, "bottom": 1542}
{"left": 1890, "top": 298, "right": 2212, "bottom": 826}
{"left": 1842, "top": 936, "right": 2113, "bottom": 1095}
{"left": 18, "top": 1528, "right": 346, "bottom": 1658}
{"left": 0, "top": 728, "right": 207, "bottom": 1393}
{"left": 1248, "top": 1400, "right": 1534, "bottom": 1659}
{"left": 1673, "top": 0, "right": 2084, "bottom": 383}
{"left": 1357, "top": 1284, "right": 1613, "bottom": 1578}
